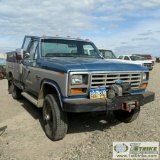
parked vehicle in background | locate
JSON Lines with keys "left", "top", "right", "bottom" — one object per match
{"left": 132, "top": 54, "right": 153, "bottom": 59}
{"left": 99, "top": 49, "right": 117, "bottom": 59}
{"left": 0, "top": 58, "right": 6, "bottom": 79}
{"left": 6, "top": 35, "right": 155, "bottom": 141}
{"left": 138, "top": 56, "right": 154, "bottom": 66}
{"left": 133, "top": 54, "right": 155, "bottom": 65}
{"left": 99, "top": 49, "right": 151, "bottom": 68}
{"left": 155, "top": 57, "right": 160, "bottom": 63}
{"left": 118, "top": 55, "right": 153, "bottom": 70}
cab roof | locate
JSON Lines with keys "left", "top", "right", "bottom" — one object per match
{"left": 24, "top": 35, "right": 92, "bottom": 43}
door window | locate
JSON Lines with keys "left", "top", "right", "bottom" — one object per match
{"left": 22, "top": 37, "right": 31, "bottom": 50}
{"left": 124, "top": 56, "right": 129, "bottom": 60}
{"left": 118, "top": 56, "right": 123, "bottom": 59}
{"left": 28, "top": 41, "right": 38, "bottom": 60}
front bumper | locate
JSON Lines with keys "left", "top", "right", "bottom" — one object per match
{"left": 63, "top": 91, "right": 155, "bottom": 113}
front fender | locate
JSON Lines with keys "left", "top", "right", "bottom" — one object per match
{"left": 38, "top": 79, "right": 63, "bottom": 108}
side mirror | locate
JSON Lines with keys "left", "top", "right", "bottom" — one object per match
{"left": 24, "top": 52, "right": 30, "bottom": 59}
{"left": 16, "top": 48, "right": 30, "bottom": 60}
{"left": 16, "top": 48, "right": 23, "bottom": 60}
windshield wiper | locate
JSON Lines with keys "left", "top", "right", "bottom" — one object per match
{"left": 45, "top": 53, "right": 76, "bottom": 58}
{"left": 45, "top": 53, "right": 102, "bottom": 58}
{"left": 74, "top": 54, "right": 102, "bottom": 58}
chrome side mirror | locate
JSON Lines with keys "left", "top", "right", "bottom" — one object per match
{"left": 16, "top": 48, "right": 30, "bottom": 60}
{"left": 24, "top": 52, "right": 30, "bottom": 59}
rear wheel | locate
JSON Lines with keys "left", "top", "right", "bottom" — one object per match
{"left": 113, "top": 108, "right": 140, "bottom": 123}
{"left": 43, "top": 94, "right": 68, "bottom": 141}
{"left": 11, "top": 81, "right": 22, "bottom": 99}
{"left": 8, "top": 80, "right": 13, "bottom": 94}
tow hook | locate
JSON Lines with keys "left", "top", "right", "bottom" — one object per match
{"left": 122, "top": 100, "right": 139, "bottom": 112}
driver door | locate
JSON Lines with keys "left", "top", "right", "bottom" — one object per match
{"left": 22, "top": 40, "right": 38, "bottom": 96}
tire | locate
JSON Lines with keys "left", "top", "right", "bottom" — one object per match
{"left": 11, "top": 81, "right": 22, "bottom": 99}
{"left": 8, "top": 80, "right": 12, "bottom": 94}
{"left": 113, "top": 108, "right": 140, "bottom": 123}
{"left": 43, "top": 94, "right": 68, "bottom": 141}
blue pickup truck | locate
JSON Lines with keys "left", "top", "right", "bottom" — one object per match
{"left": 6, "top": 35, "right": 155, "bottom": 141}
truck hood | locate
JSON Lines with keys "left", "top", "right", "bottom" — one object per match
{"left": 40, "top": 57, "right": 148, "bottom": 73}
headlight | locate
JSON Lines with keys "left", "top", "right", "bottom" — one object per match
{"left": 71, "top": 75, "right": 83, "bottom": 84}
{"left": 142, "top": 72, "right": 147, "bottom": 81}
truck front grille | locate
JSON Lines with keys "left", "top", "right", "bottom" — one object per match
{"left": 91, "top": 73, "right": 141, "bottom": 90}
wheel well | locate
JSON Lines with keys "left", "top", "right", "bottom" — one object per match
{"left": 38, "top": 83, "right": 61, "bottom": 107}
{"left": 43, "top": 83, "right": 58, "bottom": 98}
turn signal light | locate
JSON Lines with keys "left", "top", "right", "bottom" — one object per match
{"left": 141, "top": 83, "right": 147, "bottom": 88}
{"left": 70, "top": 88, "right": 83, "bottom": 94}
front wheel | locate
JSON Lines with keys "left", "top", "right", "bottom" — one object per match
{"left": 43, "top": 94, "right": 68, "bottom": 141}
{"left": 113, "top": 108, "right": 140, "bottom": 123}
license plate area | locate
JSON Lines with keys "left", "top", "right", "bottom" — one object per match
{"left": 90, "top": 88, "right": 107, "bottom": 99}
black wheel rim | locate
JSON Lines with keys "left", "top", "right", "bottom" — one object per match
{"left": 44, "top": 102, "right": 53, "bottom": 133}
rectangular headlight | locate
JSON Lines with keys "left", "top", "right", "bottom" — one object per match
{"left": 142, "top": 72, "right": 149, "bottom": 81}
{"left": 142, "top": 72, "right": 147, "bottom": 80}
{"left": 71, "top": 75, "right": 83, "bottom": 84}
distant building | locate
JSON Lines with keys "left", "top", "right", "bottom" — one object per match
{"left": 0, "top": 53, "right": 7, "bottom": 59}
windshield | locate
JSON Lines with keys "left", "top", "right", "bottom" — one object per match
{"left": 41, "top": 39, "right": 101, "bottom": 58}
{"left": 130, "top": 56, "right": 142, "bottom": 61}
{"left": 141, "top": 57, "right": 148, "bottom": 60}
{"left": 99, "top": 50, "right": 117, "bottom": 59}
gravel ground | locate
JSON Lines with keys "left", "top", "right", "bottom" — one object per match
{"left": 0, "top": 63, "right": 160, "bottom": 160}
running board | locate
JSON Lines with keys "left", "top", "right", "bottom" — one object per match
{"left": 21, "top": 92, "right": 39, "bottom": 107}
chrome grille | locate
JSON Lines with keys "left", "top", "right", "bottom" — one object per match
{"left": 91, "top": 73, "right": 141, "bottom": 90}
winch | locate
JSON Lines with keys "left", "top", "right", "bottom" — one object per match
{"left": 107, "top": 82, "right": 131, "bottom": 99}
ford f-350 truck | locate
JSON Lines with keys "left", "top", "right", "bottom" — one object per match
{"left": 6, "top": 35, "right": 155, "bottom": 141}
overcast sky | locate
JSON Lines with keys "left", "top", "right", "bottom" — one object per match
{"left": 0, "top": 0, "right": 160, "bottom": 57}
